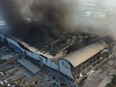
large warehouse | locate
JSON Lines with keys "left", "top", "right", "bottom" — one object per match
{"left": 0, "top": 31, "right": 114, "bottom": 81}
{"left": 0, "top": 1, "right": 115, "bottom": 86}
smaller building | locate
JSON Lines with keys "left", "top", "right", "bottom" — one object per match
{"left": 59, "top": 41, "right": 113, "bottom": 81}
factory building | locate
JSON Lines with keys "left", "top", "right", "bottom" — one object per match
{"left": 0, "top": 32, "right": 114, "bottom": 81}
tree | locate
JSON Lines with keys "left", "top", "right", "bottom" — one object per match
{"left": 106, "top": 74, "right": 116, "bottom": 87}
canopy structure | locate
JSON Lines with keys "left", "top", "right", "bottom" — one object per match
{"left": 18, "top": 58, "right": 41, "bottom": 74}
{"left": 63, "top": 43, "right": 107, "bottom": 67}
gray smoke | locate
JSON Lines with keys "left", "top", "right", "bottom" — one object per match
{"left": 2, "top": 0, "right": 116, "bottom": 40}
{"left": 19, "top": 0, "right": 116, "bottom": 39}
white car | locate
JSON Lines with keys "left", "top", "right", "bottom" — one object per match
{"left": 7, "top": 83, "right": 11, "bottom": 87}
{"left": 0, "top": 81, "right": 4, "bottom": 85}
{"left": 0, "top": 72, "right": 5, "bottom": 76}
{"left": 12, "top": 85, "right": 16, "bottom": 87}
{"left": 4, "top": 80, "right": 8, "bottom": 84}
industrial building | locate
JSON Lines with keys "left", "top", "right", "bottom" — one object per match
{"left": 0, "top": 1, "right": 116, "bottom": 87}
{"left": 0, "top": 31, "right": 114, "bottom": 82}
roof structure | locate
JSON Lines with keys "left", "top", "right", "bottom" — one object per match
{"left": 4, "top": 32, "right": 78, "bottom": 59}
{"left": 63, "top": 43, "right": 107, "bottom": 67}
{"left": 18, "top": 58, "right": 41, "bottom": 74}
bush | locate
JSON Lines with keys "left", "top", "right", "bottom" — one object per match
{"left": 106, "top": 74, "right": 116, "bottom": 87}
{"left": 0, "top": 59, "right": 7, "bottom": 64}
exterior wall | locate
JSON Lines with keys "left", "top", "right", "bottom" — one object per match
{"left": 0, "top": 33, "right": 5, "bottom": 42}
{"left": 59, "top": 60, "right": 74, "bottom": 79}
{"left": 26, "top": 50, "right": 59, "bottom": 70}
{"left": 25, "top": 51, "right": 47, "bottom": 65}
{"left": 0, "top": 33, "right": 5, "bottom": 39}
{"left": 6, "top": 37, "right": 24, "bottom": 52}
{"left": 47, "top": 59, "right": 58, "bottom": 70}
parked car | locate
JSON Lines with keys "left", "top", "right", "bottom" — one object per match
{"left": 0, "top": 72, "right": 5, "bottom": 76}
{"left": 0, "top": 81, "right": 4, "bottom": 85}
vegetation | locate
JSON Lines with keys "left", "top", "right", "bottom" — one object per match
{"left": 106, "top": 74, "right": 116, "bottom": 87}
{"left": 0, "top": 85, "right": 7, "bottom": 87}
{"left": 0, "top": 57, "right": 7, "bottom": 64}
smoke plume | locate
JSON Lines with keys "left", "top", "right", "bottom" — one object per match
{"left": 1, "top": 0, "right": 116, "bottom": 40}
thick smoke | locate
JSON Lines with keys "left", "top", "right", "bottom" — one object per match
{"left": 0, "top": 0, "right": 27, "bottom": 33}
{"left": 1, "top": 0, "right": 116, "bottom": 39}
{"left": 29, "top": 0, "right": 116, "bottom": 39}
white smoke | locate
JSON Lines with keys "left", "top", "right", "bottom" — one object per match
{"left": 61, "top": 0, "right": 116, "bottom": 39}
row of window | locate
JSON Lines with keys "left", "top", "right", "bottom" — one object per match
{"left": 74, "top": 49, "right": 109, "bottom": 76}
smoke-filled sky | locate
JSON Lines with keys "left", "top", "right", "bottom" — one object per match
{"left": 1, "top": 0, "right": 116, "bottom": 39}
